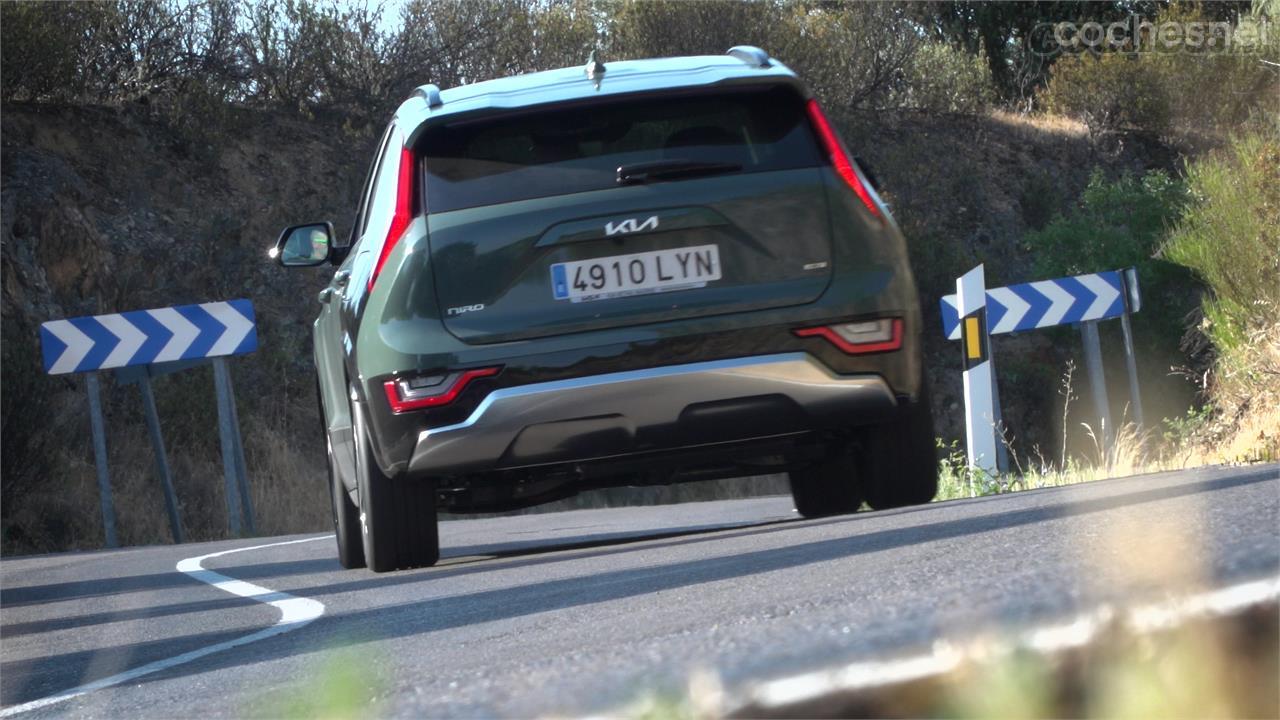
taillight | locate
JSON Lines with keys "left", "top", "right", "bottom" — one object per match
{"left": 382, "top": 367, "right": 500, "bottom": 413}
{"left": 794, "top": 318, "right": 902, "bottom": 354}
{"left": 369, "top": 147, "right": 416, "bottom": 291}
{"left": 805, "top": 99, "right": 882, "bottom": 221}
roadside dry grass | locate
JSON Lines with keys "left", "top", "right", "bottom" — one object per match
{"left": 1, "top": 371, "right": 331, "bottom": 554}
{"left": 238, "top": 408, "right": 330, "bottom": 539}
{"left": 986, "top": 109, "right": 1089, "bottom": 140}
{"left": 1180, "top": 320, "right": 1280, "bottom": 467}
{"left": 935, "top": 420, "right": 1162, "bottom": 502}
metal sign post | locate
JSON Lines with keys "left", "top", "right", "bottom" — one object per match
{"left": 223, "top": 360, "right": 255, "bottom": 534}
{"left": 212, "top": 358, "right": 244, "bottom": 535}
{"left": 940, "top": 267, "right": 1143, "bottom": 471}
{"left": 84, "top": 373, "right": 117, "bottom": 548}
{"left": 138, "top": 372, "right": 184, "bottom": 543}
{"left": 957, "top": 265, "right": 1000, "bottom": 477}
{"left": 1079, "top": 320, "right": 1112, "bottom": 454}
{"left": 1119, "top": 268, "right": 1144, "bottom": 429}
{"left": 40, "top": 299, "right": 259, "bottom": 545}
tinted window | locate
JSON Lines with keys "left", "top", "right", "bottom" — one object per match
{"left": 362, "top": 124, "right": 403, "bottom": 252}
{"left": 421, "top": 85, "right": 821, "bottom": 213}
{"left": 350, "top": 123, "right": 395, "bottom": 248}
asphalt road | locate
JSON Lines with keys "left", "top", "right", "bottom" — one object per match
{"left": 2, "top": 463, "right": 1277, "bottom": 718}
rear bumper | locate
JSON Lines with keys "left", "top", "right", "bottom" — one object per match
{"left": 406, "top": 352, "right": 896, "bottom": 476}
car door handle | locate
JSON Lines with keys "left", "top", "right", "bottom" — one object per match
{"left": 333, "top": 270, "right": 351, "bottom": 287}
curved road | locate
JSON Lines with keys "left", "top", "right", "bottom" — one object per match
{"left": 2, "top": 463, "right": 1277, "bottom": 717}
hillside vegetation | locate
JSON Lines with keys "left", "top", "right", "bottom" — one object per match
{"left": 2, "top": 0, "right": 1276, "bottom": 553}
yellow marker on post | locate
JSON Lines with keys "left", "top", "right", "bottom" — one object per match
{"left": 964, "top": 316, "right": 982, "bottom": 360}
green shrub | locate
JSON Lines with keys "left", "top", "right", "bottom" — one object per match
{"left": 1162, "top": 132, "right": 1280, "bottom": 384}
{"left": 1024, "top": 169, "right": 1193, "bottom": 346}
{"left": 1026, "top": 170, "right": 1187, "bottom": 275}
{"left": 1019, "top": 170, "right": 1063, "bottom": 231}
{"left": 896, "top": 41, "right": 996, "bottom": 114}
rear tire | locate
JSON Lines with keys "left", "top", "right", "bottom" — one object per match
{"left": 859, "top": 380, "right": 939, "bottom": 510}
{"left": 319, "top": 380, "right": 365, "bottom": 569}
{"left": 788, "top": 451, "right": 862, "bottom": 519}
{"left": 352, "top": 396, "right": 440, "bottom": 573}
{"left": 327, "top": 435, "right": 366, "bottom": 569}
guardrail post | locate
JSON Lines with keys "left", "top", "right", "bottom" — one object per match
{"left": 138, "top": 374, "right": 184, "bottom": 543}
{"left": 85, "top": 373, "right": 118, "bottom": 548}
{"left": 957, "top": 264, "right": 1000, "bottom": 477}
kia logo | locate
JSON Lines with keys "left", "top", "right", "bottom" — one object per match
{"left": 604, "top": 216, "right": 659, "bottom": 236}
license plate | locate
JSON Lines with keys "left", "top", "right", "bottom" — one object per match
{"left": 551, "top": 245, "right": 721, "bottom": 302}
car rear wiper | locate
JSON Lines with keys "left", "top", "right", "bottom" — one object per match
{"left": 616, "top": 159, "right": 742, "bottom": 185}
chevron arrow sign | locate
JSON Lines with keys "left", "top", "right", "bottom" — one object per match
{"left": 40, "top": 300, "right": 257, "bottom": 375}
{"left": 939, "top": 270, "right": 1126, "bottom": 341}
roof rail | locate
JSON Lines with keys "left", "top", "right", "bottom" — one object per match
{"left": 412, "top": 83, "right": 443, "bottom": 108}
{"left": 726, "top": 46, "right": 771, "bottom": 68}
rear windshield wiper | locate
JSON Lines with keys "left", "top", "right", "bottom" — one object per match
{"left": 616, "top": 159, "right": 742, "bottom": 185}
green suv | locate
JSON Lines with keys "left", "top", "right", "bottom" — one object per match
{"left": 274, "top": 47, "right": 936, "bottom": 572}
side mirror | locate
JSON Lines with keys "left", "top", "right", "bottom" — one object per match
{"left": 271, "top": 222, "right": 334, "bottom": 267}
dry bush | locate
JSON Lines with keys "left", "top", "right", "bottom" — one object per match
{"left": 1041, "top": 6, "right": 1278, "bottom": 140}
{"left": 1042, "top": 52, "right": 1173, "bottom": 137}
{"left": 608, "top": 0, "right": 786, "bottom": 61}
{"left": 239, "top": 407, "right": 330, "bottom": 537}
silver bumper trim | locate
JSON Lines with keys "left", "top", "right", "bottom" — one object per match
{"left": 408, "top": 352, "right": 894, "bottom": 474}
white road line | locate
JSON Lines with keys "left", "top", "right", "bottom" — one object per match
{"left": 737, "top": 575, "right": 1280, "bottom": 712}
{"left": 1, "top": 536, "right": 331, "bottom": 717}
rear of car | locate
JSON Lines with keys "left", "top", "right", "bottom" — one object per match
{"left": 291, "top": 48, "right": 936, "bottom": 572}
{"left": 423, "top": 84, "right": 834, "bottom": 343}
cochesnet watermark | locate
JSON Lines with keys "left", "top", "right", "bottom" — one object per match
{"left": 1031, "top": 14, "right": 1272, "bottom": 57}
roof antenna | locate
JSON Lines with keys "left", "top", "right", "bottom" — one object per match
{"left": 585, "top": 49, "right": 606, "bottom": 90}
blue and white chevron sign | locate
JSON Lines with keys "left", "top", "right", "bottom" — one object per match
{"left": 40, "top": 300, "right": 257, "bottom": 375}
{"left": 940, "top": 271, "right": 1126, "bottom": 341}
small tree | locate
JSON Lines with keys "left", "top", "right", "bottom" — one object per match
{"left": 895, "top": 40, "right": 996, "bottom": 113}
{"left": 777, "top": 2, "right": 920, "bottom": 111}
{"left": 0, "top": 2, "right": 94, "bottom": 102}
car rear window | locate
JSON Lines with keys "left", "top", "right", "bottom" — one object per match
{"left": 420, "top": 85, "right": 821, "bottom": 213}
